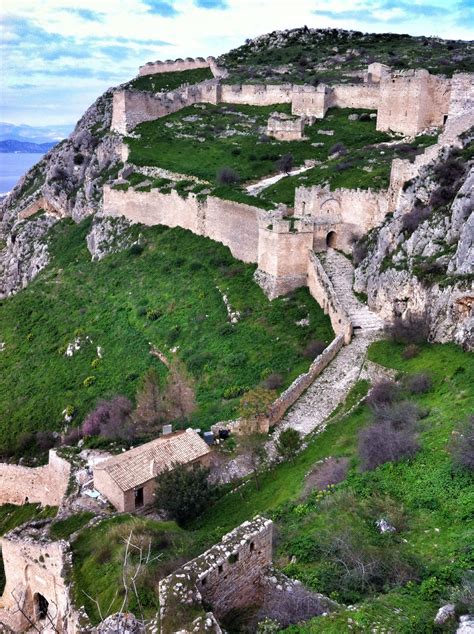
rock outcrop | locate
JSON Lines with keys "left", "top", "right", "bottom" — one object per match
{"left": 355, "top": 139, "right": 473, "bottom": 350}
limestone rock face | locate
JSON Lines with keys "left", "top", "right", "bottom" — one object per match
{"left": 86, "top": 215, "right": 137, "bottom": 261}
{"left": 0, "top": 90, "right": 123, "bottom": 297}
{"left": 355, "top": 146, "right": 473, "bottom": 350}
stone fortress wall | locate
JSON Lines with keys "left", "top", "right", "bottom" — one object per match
{"left": 0, "top": 523, "right": 78, "bottom": 633}
{"left": 159, "top": 516, "right": 273, "bottom": 633}
{"left": 138, "top": 55, "right": 216, "bottom": 76}
{"left": 0, "top": 450, "right": 71, "bottom": 507}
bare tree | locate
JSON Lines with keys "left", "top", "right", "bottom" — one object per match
{"left": 133, "top": 368, "right": 165, "bottom": 437}
{"left": 163, "top": 358, "right": 197, "bottom": 422}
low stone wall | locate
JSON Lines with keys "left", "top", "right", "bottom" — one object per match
{"left": 0, "top": 450, "right": 71, "bottom": 507}
{"left": 268, "top": 334, "right": 344, "bottom": 426}
{"left": 158, "top": 516, "right": 273, "bottom": 633}
{"left": 103, "top": 185, "right": 262, "bottom": 263}
{"left": 307, "top": 252, "right": 352, "bottom": 343}
{"left": 330, "top": 83, "right": 380, "bottom": 109}
{"left": 219, "top": 83, "right": 294, "bottom": 105}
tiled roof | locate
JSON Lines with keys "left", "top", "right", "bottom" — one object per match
{"left": 94, "top": 429, "right": 211, "bottom": 491}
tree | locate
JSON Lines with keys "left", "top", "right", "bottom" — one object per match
{"left": 82, "top": 396, "right": 134, "bottom": 441}
{"left": 450, "top": 415, "right": 474, "bottom": 471}
{"left": 276, "top": 428, "right": 302, "bottom": 462}
{"left": 133, "top": 368, "right": 164, "bottom": 437}
{"left": 217, "top": 167, "right": 240, "bottom": 185}
{"left": 155, "top": 462, "right": 212, "bottom": 525}
{"left": 239, "top": 387, "right": 276, "bottom": 425}
{"left": 163, "top": 358, "right": 197, "bottom": 422}
{"left": 238, "top": 429, "right": 268, "bottom": 491}
{"left": 358, "top": 420, "right": 419, "bottom": 471}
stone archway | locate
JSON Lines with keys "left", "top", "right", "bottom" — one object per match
{"left": 34, "top": 593, "right": 49, "bottom": 621}
{"left": 326, "top": 231, "right": 337, "bottom": 248}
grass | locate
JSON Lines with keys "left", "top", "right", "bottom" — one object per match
{"left": 126, "top": 103, "right": 409, "bottom": 206}
{"left": 128, "top": 68, "right": 214, "bottom": 93}
{"left": 0, "top": 218, "right": 332, "bottom": 457}
{"left": 49, "top": 511, "right": 95, "bottom": 540}
{"left": 71, "top": 515, "right": 196, "bottom": 623}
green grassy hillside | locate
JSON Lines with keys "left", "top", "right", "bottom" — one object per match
{"left": 0, "top": 218, "right": 332, "bottom": 458}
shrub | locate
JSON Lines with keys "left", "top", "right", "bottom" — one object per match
{"left": 358, "top": 420, "right": 419, "bottom": 471}
{"left": 129, "top": 243, "right": 144, "bottom": 256}
{"left": 82, "top": 396, "right": 134, "bottom": 441}
{"left": 329, "top": 142, "right": 348, "bottom": 156}
{"left": 223, "top": 385, "right": 247, "bottom": 399}
{"left": 402, "top": 344, "right": 420, "bottom": 359}
{"left": 155, "top": 462, "right": 214, "bottom": 525}
{"left": 359, "top": 113, "right": 371, "bottom": 121}
{"left": 366, "top": 380, "right": 399, "bottom": 409}
{"left": 146, "top": 308, "right": 162, "bottom": 321}
{"left": 83, "top": 376, "right": 96, "bottom": 388}
{"left": 217, "top": 167, "right": 240, "bottom": 185}
{"left": 227, "top": 352, "right": 247, "bottom": 367}
{"left": 450, "top": 415, "right": 474, "bottom": 471}
{"left": 73, "top": 152, "right": 85, "bottom": 165}
{"left": 406, "top": 373, "right": 433, "bottom": 394}
{"left": 36, "top": 431, "right": 57, "bottom": 452}
{"left": 303, "top": 339, "right": 326, "bottom": 359}
{"left": 262, "top": 373, "right": 284, "bottom": 390}
{"left": 402, "top": 206, "right": 431, "bottom": 233}
{"left": 63, "top": 427, "right": 82, "bottom": 446}
{"left": 276, "top": 428, "right": 302, "bottom": 461}
{"left": 231, "top": 147, "right": 241, "bottom": 156}
{"left": 277, "top": 153, "right": 294, "bottom": 174}
{"left": 335, "top": 160, "right": 353, "bottom": 171}
{"left": 386, "top": 313, "right": 429, "bottom": 345}
{"left": 372, "top": 401, "right": 422, "bottom": 430}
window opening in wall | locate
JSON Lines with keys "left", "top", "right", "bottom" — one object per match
{"left": 302, "top": 201, "right": 306, "bottom": 215}
{"left": 443, "top": 114, "right": 448, "bottom": 124}
{"left": 34, "top": 593, "right": 49, "bottom": 620}
{"left": 135, "top": 487, "right": 144, "bottom": 508}
{"left": 202, "top": 576, "right": 207, "bottom": 586}
{"left": 250, "top": 541, "right": 255, "bottom": 552}
{"left": 228, "top": 552, "right": 239, "bottom": 564}
{"left": 218, "top": 564, "right": 223, "bottom": 573}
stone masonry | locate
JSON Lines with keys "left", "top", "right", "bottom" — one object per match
{"left": 267, "top": 111, "right": 305, "bottom": 141}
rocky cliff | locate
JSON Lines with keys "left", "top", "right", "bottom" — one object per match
{"left": 0, "top": 90, "right": 123, "bottom": 297}
{"left": 354, "top": 134, "right": 473, "bottom": 350}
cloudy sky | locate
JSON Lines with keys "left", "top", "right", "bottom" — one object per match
{"left": 1, "top": 0, "right": 472, "bottom": 131}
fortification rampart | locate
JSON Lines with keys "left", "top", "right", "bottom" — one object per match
{"left": 0, "top": 523, "right": 77, "bottom": 633}
{"left": 159, "top": 516, "right": 273, "bottom": 633}
{"left": 0, "top": 450, "right": 71, "bottom": 507}
{"left": 219, "top": 83, "right": 294, "bottom": 105}
{"left": 139, "top": 56, "right": 214, "bottom": 76}
{"left": 103, "top": 185, "right": 262, "bottom": 263}
{"left": 330, "top": 83, "right": 380, "bottom": 110}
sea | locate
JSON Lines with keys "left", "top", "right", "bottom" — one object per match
{"left": 0, "top": 153, "right": 45, "bottom": 196}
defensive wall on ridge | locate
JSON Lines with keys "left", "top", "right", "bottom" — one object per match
{"left": 138, "top": 56, "right": 217, "bottom": 76}
{"left": 0, "top": 450, "right": 71, "bottom": 507}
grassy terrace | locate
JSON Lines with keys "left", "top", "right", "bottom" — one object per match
{"left": 70, "top": 340, "right": 474, "bottom": 628}
{"left": 127, "top": 67, "right": 214, "bottom": 93}
{"left": 0, "top": 218, "right": 332, "bottom": 456}
{"left": 125, "top": 103, "right": 437, "bottom": 208}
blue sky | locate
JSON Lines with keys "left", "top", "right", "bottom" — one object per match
{"left": 1, "top": 0, "right": 472, "bottom": 130}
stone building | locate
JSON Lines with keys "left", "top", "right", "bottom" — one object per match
{"left": 267, "top": 111, "right": 304, "bottom": 141}
{"left": 93, "top": 429, "right": 212, "bottom": 512}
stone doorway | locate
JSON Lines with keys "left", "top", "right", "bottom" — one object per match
{"left": 326, "top": 231, "right": 337, "bottom": 248}
{"left": 34, "top": 592, "right": 49, "bottom": 620}
{"left": 135, "top": 487, "right": 144, "bottom": 509}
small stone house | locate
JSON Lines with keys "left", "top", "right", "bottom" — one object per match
{"left": 93, "top": 429, "right": 212, "bottom": 512}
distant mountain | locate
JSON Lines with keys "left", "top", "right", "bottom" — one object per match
{"left": 0, "top": 139, "right": 57, "bottom": 154}
{"left": 0, "top": 122, "right": 72, "bottom": 144}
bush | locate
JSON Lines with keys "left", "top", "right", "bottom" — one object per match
{"left": 402, "top": 206, "right": 431, "bottom": 233}
{"left": 406, "top": 373, "right": 433, "bottom": 394}
{"left": 63, "top": 427, "right": 82, "bottom": 446}
{"left": 82, "top": 396, "right": 134, "bottom": 441}
{"left": 366, "top": 380, "right": 399, "bottom": 409}
{"left": 402, "top": 344, "right": 420, "bottom": 359}
{"left": 217, "top": 167, "right": 240, "bottom": 185}
{"left": 329, "top": 142, "right": 348, "bottom": 156}
{"left": 35, "top": 431, "right": 57, "bottom": 452}
{"left": 303, "top": 339, "right": 326, "bottom": 359}
{"left": 262, "top": 373, "right": 283, "bottom": 390}
{"left": 358, "top": 420, "right": 419, "bottom": 471}
{"left": 129, "top": 243, "right": 144, "bottom": 256}
{"left": 386, "top": 313, "right": 429, "bottom": 345}
{"left": 450, "top": 415, "right": 474, "bottom": 471}
{"left": 276, "top": 428, "right": 302, "bottom": 461}
{"left": 277, "top": 153, "right": 294, "bottom": 174}
{"left": 155, "top": 462, "right": 214, "bottom": 525}
{"left": 146, "top": 308, "right": 162, "bottom": 321}
{"left": 83, "top": 376, "right": 96, "bottom": 388}
{"left": 372, "top": 401, "right": 422, "bottom": 430}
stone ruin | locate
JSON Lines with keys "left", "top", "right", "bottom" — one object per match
{"left": 158, "top": 516, "right": 334, "bottom": 633}
{"left": 267, "top": 111, "right": 305, "bottom": 141}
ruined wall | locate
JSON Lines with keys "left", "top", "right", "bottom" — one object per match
{"left": 364, "top": 62, "right": 391, "bottom": 83}
{"left": 255, "top": 218, "right": 314, "bottom": 299}
{"left": 111, "top": 81, "right": 219, "bottom": 134}
{"left": 0, "top": 527, "right": 75, "bottom": 633}
{"left": 330, "top": 84, "right": 380, "bottom": 110}
{"left": 292, "top": 85, "right": 330, "bottom": 118}
{"left": 159, "top": 517, "right": 273, "bottom": 633}
{"left": 377, "top": 70, "right": 451, "bottom": 135}
{"left": 138, "top": 56, "right": 214, "bottom": 76}
{"left": 268, "top": 335, "right": 344, "bottom": 425}
{"left": 103, "top": 186, "right": 261, "bottom": 263}
{"left": 295, "top": 185, "right": 390, "bottom": 252}
{"left": 307, "top": 253, "right": 352, "bottom": 343}
{"left": 448, "top": 73, "right": 474, "bottom": 117}
{"left": 17, "top": 196, "right": 64, "bottom": 220}
{"left": 219, "top": 83, "right": 293, "bottom": 105}
{"left": 267, "top": 113, "right": 304, "bottom": 140}
{"left": 0, "top": 450, "right": 71, "bottom": 507}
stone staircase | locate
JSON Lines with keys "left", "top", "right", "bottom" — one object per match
{"left": 321, "top": 248, "right": 384, "bottom": 332}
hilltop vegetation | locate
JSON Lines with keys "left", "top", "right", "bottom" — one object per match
{"left": 221, "top": 27, "right": 474, "bottom": 85}
{"left": 0, "top": 218, "right": 332, "bottom": 459}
